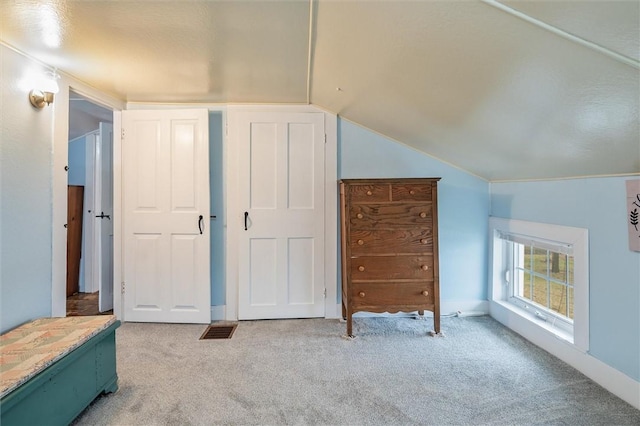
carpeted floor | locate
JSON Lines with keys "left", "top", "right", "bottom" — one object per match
{"left": 74, "top": 316, "right": 640, "bottom": 425}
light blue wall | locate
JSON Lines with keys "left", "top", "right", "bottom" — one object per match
{"left": 209, "top": 112, "right": 225, "bottom": 306}
{"left": 1, "top": 45, "right": 53, "bottom": 332}
{"left": 491, "top": 177, "right": 640, "bottom": 381}
{"left": 68, "top": 136, "right": 86, "bottom": 186}
{"left": 339, "top": 119, "right": 490, "bottom": 304}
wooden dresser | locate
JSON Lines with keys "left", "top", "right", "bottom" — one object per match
{"left": 339, "top": 178, "right": 441, "bottom": 337}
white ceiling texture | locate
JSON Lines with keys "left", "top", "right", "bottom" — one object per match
{"left": 1, "top": 0, "right": 638, "bottom": 181}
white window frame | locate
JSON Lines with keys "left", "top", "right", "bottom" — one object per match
{"left": 506, "top": 233, "right": 575, "bottom": 335}
{"left": 489, "top": 217, "right": 589, "bottom": 352}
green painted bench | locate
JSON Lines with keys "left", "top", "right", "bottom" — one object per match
{"left": 0, "top": 316, "right": 120, "bottom": 425}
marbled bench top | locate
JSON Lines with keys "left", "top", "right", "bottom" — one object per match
{"left": 0, "top": 315, "right": 117, "bottom": 398}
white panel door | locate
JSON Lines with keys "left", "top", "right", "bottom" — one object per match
{"left": 82, "top": 133, "right": 97, "bottom": 293}
{"left": 98, "top": 122, "right": 114, "bottom": 312}
{"left": 122, "top": 109, "right": 210, "bottom": 323}
{"left": 237, "top": 112, "right": 325, "bottom": 319}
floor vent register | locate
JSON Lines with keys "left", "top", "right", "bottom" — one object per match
{"left": 199, "top": 324, "right": 237, "bottom": 340}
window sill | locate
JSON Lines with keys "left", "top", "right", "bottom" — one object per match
{"left": 493, "top": 299, "right": 577, "bottom": 349}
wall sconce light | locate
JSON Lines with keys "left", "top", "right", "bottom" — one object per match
{"left": 29, "top": 70, "right": 60, "bottom": 109}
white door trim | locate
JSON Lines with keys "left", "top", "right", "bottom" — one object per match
{"left": 52, "top": 81, "right": 124, "bottom": 318}
{"left": 225, "top": 105, "right": 338, "bottom": 320}
{"left": 84, "top": 132, "right": 98, "bottom": 294}
{"left": 323, "top": 113, "right": 338, "bottom": 319}
{"left": 113, "top": 111, "right": 123, "bottom": 319}
{"left": 97, "top": 122, "right": 114, "bottom": 313}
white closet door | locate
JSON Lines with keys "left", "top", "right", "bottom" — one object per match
{"left": 237, "top": 112, "right": 325, "bottom": 319}
{"left": 98, "top": 122, "right": 114, "bottom": 312}
{"left": 122, "top": 109, "right": 210, "bottom": 323}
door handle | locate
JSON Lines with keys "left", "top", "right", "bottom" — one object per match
{"left": 198, "top": 215, "right": 204, "bottom": 235}
{"left": 244, "top": 211, "right": 249, "bottom": 231}
{"left": 96, "top": 212, "right": 111, "bottom": 220}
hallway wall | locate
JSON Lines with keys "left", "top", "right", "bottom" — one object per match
{"left": 1, "top": 45, "right": 54, "bottom": 332}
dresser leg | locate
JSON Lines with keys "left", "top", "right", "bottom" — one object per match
{"left": 347, "top": 311, "right": 354, "bottom": 337}
{"left": 434, "top": 309, "right": 441, "bottom": 335}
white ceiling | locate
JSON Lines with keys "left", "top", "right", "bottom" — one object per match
{"left": 69, "top": 90, "right": 113, "bottom": 140}
{"left": 1, "top": 0, "right": 638, "bottom": 181}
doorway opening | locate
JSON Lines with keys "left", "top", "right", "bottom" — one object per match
{"left": 66, "top": 89, "right": 114, "bottom": 317}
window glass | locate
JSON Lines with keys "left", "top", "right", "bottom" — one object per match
{"left": 526, "top": 245, "right": 533, "bottom": 269}
{"left": 568, "top": 286, "right": 574, "bottom": 319}
{"left": 532, "top": 275, "right": 548, "bottom": 307}
{"left": 550, "top": 281, "right": 568, "bottom": 317}
{"left": 510, "top": 241, "right": 574, "bottom": 323}
{"left": 568, "top": 258, "right": 574, "bottom": 285}
{"left": 523, "top": 271, "right": 532, "bottom": 299}
{"left": 532, "top": 247, "right": 548, "bottom": 276}
{"left": 490, "top": 217, "right": 588, "bottom": 351}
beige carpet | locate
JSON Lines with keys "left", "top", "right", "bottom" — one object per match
{"left": 74, "top": 316, "right": 640, "bottom": 425}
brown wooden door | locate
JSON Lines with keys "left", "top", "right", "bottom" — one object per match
{"left": 67, "top": 185, "right": 84, "bottom": 297}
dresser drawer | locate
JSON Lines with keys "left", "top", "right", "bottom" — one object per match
{"left": 350, "top": 204, "right": 432, "bottom": 228}
{"left": 351, "top": 255, "right": 434, "bottom": 280}
{"left": 391, "top": 184, "right": 433, "bottom": 202}
{"left": 350, "top": 282, "right": 434, "bottom": 307}
{"left": 349, "top": 184, "right": 390, "bottom": 203}
{"left": 350, "top": 229, "right": 433, "bottom": 254}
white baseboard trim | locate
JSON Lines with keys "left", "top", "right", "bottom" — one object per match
{"left": 490, "top": 300, "right": 640, "bottom": 410}
{"left": 441, "top": 299, "right": 489, "bottom": 316}
{"left": 333, "top": 300, "right": 490, "bottom": 319}
{"left": 219, "top": 304, "right": 343, "bottom": 321}
{"left": 210, "top": 305, "right": 226, "bottom": 321}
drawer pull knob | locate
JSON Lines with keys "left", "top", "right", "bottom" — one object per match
{"left": 421, "top": 265, "right": 429, "bottom": 271}
{"left": 366, "top": 190, "right": 372, "bottom": 196}
{"left": 410, "top": 190, "right": 416, "bottom": 195}
{"left": 357, "top": 239, "right": 364, "bottom": 245}
{"left": 419, "top": 212, "right": 427, "bottom": 218}
{"left": 359, "top": 292, "right": 366, "bottom": 297}
{"left": 422, "top": 290, "right": 429, "bottom": 297}
{"left": 358, "top": 265, "right": 365, "bottom": 272}
{"left": 356, "top": 213, "right": 363, "bottom": 219}
{"left": 420, "top": 239, "right": 427, "bottom": 244}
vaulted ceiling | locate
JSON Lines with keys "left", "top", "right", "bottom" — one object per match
{"left": 1, "top": 0, "right": 638, "bottom": 180}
